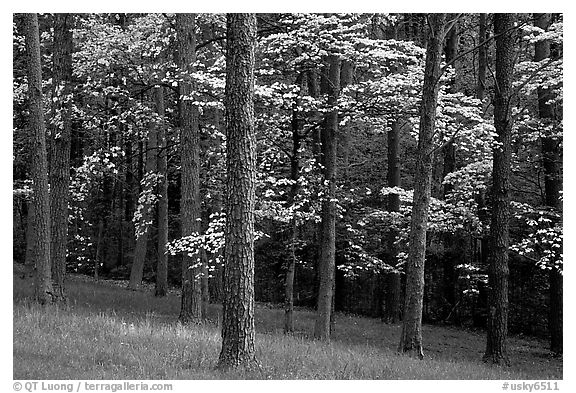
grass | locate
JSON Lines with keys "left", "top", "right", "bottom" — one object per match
{"left": 13, "top": 268, "right": 562, "bottom": 380}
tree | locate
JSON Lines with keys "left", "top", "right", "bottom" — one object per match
{"left": 284, "top": 72, "right": 304, "bottom": 334}
{"left": 483, "top": 13, "right": 516, "bottom": 366}
{"left": 314, "top": 54, "right": 341, "bottom": 341}
{"left": 383, "top": 120, "right": 402, "bottom": 323}
{"left": 477, "top": 14, "right": 488, "bottom": 101}
{"left": 217, "top": 13, "right": 258, "bottom": 369}
{"left": 533, "top": 12, "right": 562, "bottom": 356}
{"left": 398, "top": 13, "right": 446, "bottom": 358}
{"left": 24, "top": 13, "right": 53, "bottom": 304}
{"left": 155, "top": 85, "right": 169, "bottom": 297}
{"left": 128, "top": 103, "right": 158, "bottom": 290}
{"left": 49, "top": 13, "right": 74, "bottom": 302}
{"left": 176, "top": 13, "right": 203, "bottom": 322}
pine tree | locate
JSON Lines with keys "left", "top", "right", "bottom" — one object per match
{"left": 483, "top": 13, "right": 516, "bottom": 366}
{"left": 218, "top": 13, "right": 258, "bottom": 369}
{"left": 24, "top": 13, "right": 53, "bottom": 304}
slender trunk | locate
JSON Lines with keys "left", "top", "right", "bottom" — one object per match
{"left": 475, "top": 13, "right": 490, "bottom": 273}
{"left": 284, "top": 73, "right": 304, "bottom": 334}
{"left": 155, "top": 86, "right": 169, "bottom": 297}
{"left": 477, "top": 14, "right": 488, "bottom": 101}
{"left": 441, "top": 16, "right": 459, "bottom": 319}
{"left": 217, "top": 13, "right": 258, "bottom": 369}
{"left": 24, "top": 13, "right": 53, "bottom": 305}
{"left": 176, "top": 13, "right": 203, "bottom": 322}
{"left": 398, "top": 13, "right": 446, "bottom": 358}
{"left": 533, "top": 13, "right": 562, "bottom": 356}
{"left": 483, "top": 13, "right": 516, "bottom": 366}
{"left": 94, "top": 219, "right": 104, "bottom": 281}
{"left": 201, "top": 249, "right": 210, "bottom": 316}
{"left": 384, "top": 120, "right": 402, "bottom": 323}
{"left": 314, "top": 54, "right": 340, "bottom": 341}
{"left": 49, "top": 13, "right": 73, "bottom": 302}
{"left": 128, "top": 115, "right": 158, "bottom": 290}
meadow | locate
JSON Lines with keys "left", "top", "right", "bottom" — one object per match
{"left": 13, "top": 268, "right": 562, "bottom": 380}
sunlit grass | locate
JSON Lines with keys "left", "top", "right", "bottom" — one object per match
{"left": 13, "top": 270, "right": 562, "bottom": 380}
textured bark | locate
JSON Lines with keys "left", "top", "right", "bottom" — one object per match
{"left": 284, "top": 73, "right": 304, "bottom": 334}
{"left": 176, "top": 13, "right": 203, "bottom": 322}
{"left": 477, "top": 14, "right": 488, "bottom": 101}
{"left": 217, "top": 13, "right": 258, "bottom": 369}
{"left": 483, "top": 13, "right": 515, "bottom": 366}
{"left": 398, "top": 13, "right": 446, "bottom": 358}
{"left": 49, "top": 13, "right": 73, "bottom": 303}
{"left": 155, "top": 86, "right": 169, "bottom": 297}
{"left": 383, "top": 120, "right": 402, "bottom": 324}
{"left": 534, "top": 13, "right": 563, "bottom": 356}
{"left": 24, "top": 13, "right": 53, "bottom": 305}
{"left": 128, "top": 112, "right": 158, "bottom": 290}
{"left": 314, "top": 54, "right": 340, "bottom": 341}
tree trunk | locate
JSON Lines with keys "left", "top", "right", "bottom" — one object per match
{"left": 94, "top": 219, "right": 105, "bottom": 281}
{"left": 533, "top": 12, "right": 562, "bottom": 356}
{"left": 49, "top": 13, "right": 73, "bottom": 303}
{"left": 155, "top": 85, "right": 169, "bottom": 297}
{"left": 441, "top": 16, "right": 460, "bottom": 320}
{"left": 24, "top": 13, "right": 53, "bottom": 305}
{"left": 398, "top": 13, "right": 446, "bottom": 358}
{"left": 477, "top": 14, "right": 488, "bottom": 101}
{"left": 383, "top": 120, "right": 402, "bottom": 324}
{"left": 176, "top": 13, "right": 203, "bottom": 322}
{"left": 128, "top": 112, "right": 158, "bottom": 290}
{"left": 284, "top": 73, "right": 304, "bottom": 334}
{"left": 314, "top": 54, "right": 340, "bottom": 341}
{"left": 483, "top": 13, "right": 516, "bottom": 366}
{"left": 217, "top": 13, "right": 258, "bottom": 369}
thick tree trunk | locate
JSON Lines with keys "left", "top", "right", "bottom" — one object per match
{"left": 217, "top": 13, "right": 258, "bottom": 369}
{"left": 383, "top": 120, "right": 402, "bottom": 324}
{"left": 49, "top": 13, "right": 73, "bottom": 303}
{"left": 128, "top": 116, "right": 158, "bottom": 290}
{"left": 398, "top": 13, "right": 446, "bottom": 358}
{"left": 314, "top": 54, "right": 340, "bottom": 341}
{"left": 155, "top": 85, "right": 169, "bottom": 297}
{"left": 24, "top": 13, "right": 53, "bottom": 305}
{"left": 176, "top": 13, "right": 203, "bottom": 322}
{"left": 483, "top": 13, "right": 516, "bottom": 366}
{"left": 534, "top": 13, "right": 562, "bottom": 356}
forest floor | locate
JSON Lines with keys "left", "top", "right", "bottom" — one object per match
{"left": 13, "top": 267, "right": 562, "bottom": 380}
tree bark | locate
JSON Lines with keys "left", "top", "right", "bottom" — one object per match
{"left": 383, "top": 120, "right": 402, "bottom": 324}
{"left": 49, "top": 13, "right": 73, "bottom": 303}
{"left": 314, "top": 54, "right": 340, "bottom": 341}
{"left": 533, "top": 12, "right": 562, "bottom": 356}
{"left": 155, "top": 85, "right": 169, "bottom": 297}
{"left": 176, "top": 13, "right": 203, "bottom": 322}
{"left": 217, "top": 13, "right": 258, "bottom": 369}
{"left": 483, "top": 13, "right": 516, "bottom": 366}
{"left": 24, "top": 13, "right": 53, "bottom": 305}
{"left": 398, "top": 13, "right": 446, "bottom": 358}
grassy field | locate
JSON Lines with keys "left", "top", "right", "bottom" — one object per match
{"left": 13, "top": 268, "right": 562, "bottom": 380}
